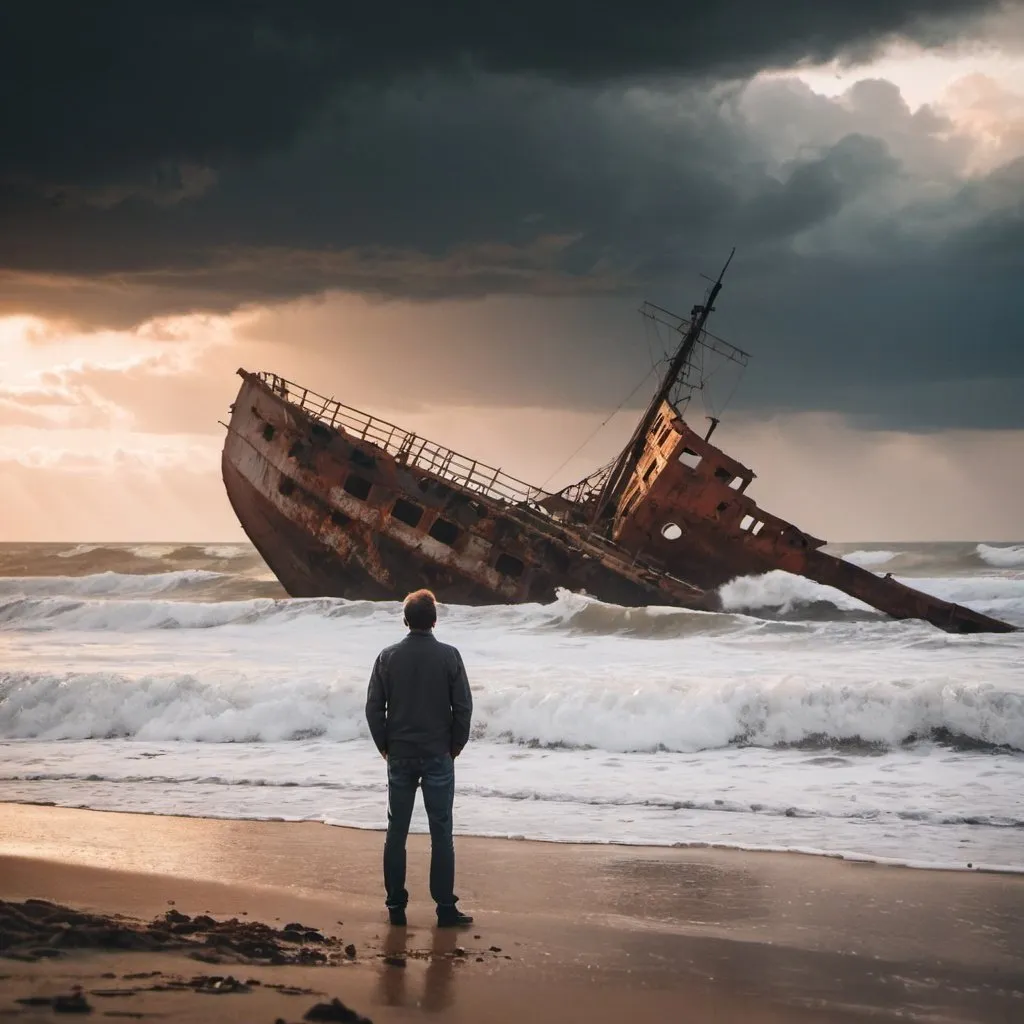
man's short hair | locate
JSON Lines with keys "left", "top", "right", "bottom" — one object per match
{"left": 403, "top": 589, "right": 437, "bottom": 630}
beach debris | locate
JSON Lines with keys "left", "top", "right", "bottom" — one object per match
{"left": 344, "top": 944, "right": 356, "bottom": 959}
{"left": 16, "top": 987, "right": 93, "bottom": 1013}
{"left": 0, "top": 899, "right": 346, "bottom": 967}
{"left": 189, "top": 973, "right": 251, "bottom": 994}
{"left": 303, "top": 996, "right": 373, "bottom": 1022}
{"left": 52, "top": 990, "right": 93, "bottom": 1014}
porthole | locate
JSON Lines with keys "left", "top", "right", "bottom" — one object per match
{"left": 661, "top": 523, "right": 682, "bottom": 541}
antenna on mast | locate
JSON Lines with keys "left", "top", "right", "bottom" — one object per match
{"left": 587, "top": 248, "right": 737, "bottom": 528}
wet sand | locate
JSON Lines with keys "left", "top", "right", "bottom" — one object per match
{"left": 0, "top": 803, "right": 1022, "bottom": 1022}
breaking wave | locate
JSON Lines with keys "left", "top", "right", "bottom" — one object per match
{"left": 978, "top": 543, "right": 1024, "bottom": 569}
{"left": 1, "top": 572, "right": 1023, "bottom": 632}
{"left": 0, "top": 589, "right": 744, "bottom": 636}
{"left": 2, "top": 667, "right": 1022, "bottom": 751}
{"left": 718, "top": 570, "right": 1024, "bottom": 624}
{"left": 0, "top": 570, "right": 284, "bottom": 607}
{"left": 0, "top": 570, "right": 224, "bottom": 598}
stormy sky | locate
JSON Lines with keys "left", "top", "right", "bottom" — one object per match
{"left": 1, "top": 1, "right": 1022, "bottom": 541}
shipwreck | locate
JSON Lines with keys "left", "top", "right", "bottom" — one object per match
{"left": 220, "top": 253, "right": 1015, "bottom": 634}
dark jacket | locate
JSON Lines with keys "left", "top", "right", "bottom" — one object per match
{"left": 365, "top": 630, "right": 473, "bottom": 759}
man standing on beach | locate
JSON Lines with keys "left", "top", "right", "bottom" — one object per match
{"left": 365, "top": 589, "right": 474, "bottom": 928}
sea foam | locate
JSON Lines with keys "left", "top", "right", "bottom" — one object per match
{"left": 978, "top": 543, "right": 1024, "bottom": 569}
{"left": 3, "top": 663, "right": 1022, "bottom": 751}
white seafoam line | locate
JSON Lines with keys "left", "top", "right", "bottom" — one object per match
{"left": 0, "top": 738, "right": 1022, "bottom": 872}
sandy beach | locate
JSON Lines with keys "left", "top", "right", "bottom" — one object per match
{"left": 0, "top": 803, "right": 1021, "bottom": 1022}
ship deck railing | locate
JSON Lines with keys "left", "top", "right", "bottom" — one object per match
{"left": 257, "top": 371, "right": 551, "bottom": 509}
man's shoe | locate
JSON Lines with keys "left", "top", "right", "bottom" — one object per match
{"left": 388, "top": 907, "right": 407, "bottom": 927}
{"left": 436, "top": 907, "right": 473, "bottom": 928}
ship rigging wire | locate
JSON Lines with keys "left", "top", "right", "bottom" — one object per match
{"left": 539, "top": 363, "right": 662, "bottom": 492}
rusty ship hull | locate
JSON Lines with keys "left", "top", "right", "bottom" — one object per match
{"left": 221, "top": 371, "right": 716, "bottom": 611}
{"left": 220, "top": 261, "right": 1015, "bottom": 635}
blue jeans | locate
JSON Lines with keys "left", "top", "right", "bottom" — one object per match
{"left": 383, "top": 754, "right": 457, "bottom": 909}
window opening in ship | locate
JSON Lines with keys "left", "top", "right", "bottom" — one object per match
{"left": 429, "top": 518, "right": 460, "bottom": 546}
{"left": 392, "top": 498, "right": 424, "bottom": 528}
{"left": 679, "top": 448, "right": 702, "bottom": 470}
{"left": 661, "top": 523, "right": 683, "bottom": 541}
{"left": 330, "top": 509, "right": 350, "bottom": 528}
{"left": 262, "top": 424, "right": 275, "bottom": 442}
{"left": 730, "top": 477, "right": 743, "bottom": 490}
{"left": 495, "top": 553, "right": 525, "bottom": 578}
{"left": 752, "top": 521, "right": 765, "bottom": 535}
{"left": 642, "top": 460, "right": 658, "bottom": 483}
{"left": 344, "top": 474, "right": 372, "bottom": 500}
{"left": 351, "top": 448, "right": 376, "bottom": 470}
{"left": 740, "top": 514, "right": 755, "bottom": 531}
{"left": 714, "top": 466, "right": 733, "bottom": 483}
{"left": 657, "top": 424, "right": 672, "bottom": 445}
{"left": 278, "top": 476, "right": 295, "bottom": 496}
{"left": 716, "top": 502, "right": 729, "bottom": 513}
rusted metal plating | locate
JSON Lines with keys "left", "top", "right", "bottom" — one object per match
{"left": 222, "top": 371, "right": 714, "bottom": 609}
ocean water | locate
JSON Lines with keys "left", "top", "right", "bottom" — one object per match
{"left": 1, "top": 541, "right": 1022, "bottom": 872}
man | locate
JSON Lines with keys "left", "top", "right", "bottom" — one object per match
{"left": 365, "top": 588, "right": 474, "bottom": 928}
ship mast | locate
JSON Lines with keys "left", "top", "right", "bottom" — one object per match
{"left": 589, "top": 248, "right": 735, "bottom": 529}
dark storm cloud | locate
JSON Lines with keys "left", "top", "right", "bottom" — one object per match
{"left": 0, "top": 76, "right": 920, "bottom": 295}
{"left": 0, "top": 1, "right": 999, "bottom": 183}
{"left": 0, "top": 1, "right": 1021, "bottom": 432}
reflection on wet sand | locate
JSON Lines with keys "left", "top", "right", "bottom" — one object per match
{"left": 376, "top": 926, "right": 457, "bottom": 1013}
